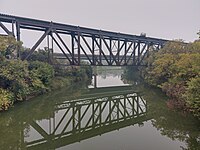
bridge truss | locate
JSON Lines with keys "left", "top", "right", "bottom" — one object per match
{"left": 24, "top": 92, "right": 149, "bottom": 149}
{"left": 0, "top": 13, "right": 168, "bottom": 66}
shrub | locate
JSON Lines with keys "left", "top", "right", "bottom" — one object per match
{"left": 0, "top": 88, "right": 14, "bottom": 111}
{"left": 0, "top": 60, "right": 30, "bottom": 100}
{"left": 185, "top": 77, "right": 200, "bottom": 117}
{"left": 28, "top": 61, "right": 54, "bottom": 85}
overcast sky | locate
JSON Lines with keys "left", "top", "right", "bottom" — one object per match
{"left": 0, "top": 0, "right": 200, "bottom": 46}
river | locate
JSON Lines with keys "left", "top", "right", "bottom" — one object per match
{"left": 0, "top": 67, "right": 199, "bottom": 150}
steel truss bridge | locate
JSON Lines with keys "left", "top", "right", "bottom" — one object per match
{"left": 0, "top": 13, "right": 168, "bottom": 66}
{"left": 24, "top": 90, "right": 150, "bottom": 150}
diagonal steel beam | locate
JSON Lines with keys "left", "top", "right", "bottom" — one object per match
{"left": 53, "top": 108, "right": 71, "bottom": 134}
{"left": 23, "top": 27, "right": 52, "bottom": 60}
{"left": 31, "top": 121, "right": 50, "bottom": 139}
{"left": 51, "top": 34, "right": 72, "bottom": 64}
{"left": 139, "top": 43, "right": 150, "bottom": 65}
{"left": 119, "top": 41, "right": 134, "bottom": 64}
{"left": 54, "top": 31, "right": 78, "bottom": 64}
{"left": 101, "top": 36, "right": 118, "bottom": 65}
{"left": 74, "top": 36, "right": 93, "bottom": 64}
{"left": 137, "top": 43, "right": 147, "bottom": 65}
{"left": 93, "top": 101, "right": 108, "bottom": 125}
{"left": 111, "top": 40, "right": 126, "bottom": 65}
{"left": 80, "top": 34, "right": 100, "bottom": 65}
{"left": 83, "top": 103, "right": 100, "bottom": 130}
{"left": 60, "top": 107, "right": 79, "bottom": 136}
{"left": 0, "top": 22, "right": 12, "bottom": 35}
{"left": 126, "top": 42, "right": 140, "bottom": 64}
{"left": 94, "top": 38, "right": 110, "bottom": 65}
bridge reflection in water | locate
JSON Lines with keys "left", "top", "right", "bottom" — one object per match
{"left": 24, "top": 90, "right": 150, "bottom": 150}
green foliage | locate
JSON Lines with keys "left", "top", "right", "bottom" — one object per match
{"left": 0, "top": 60, "right": 30, "bottom": 101}
{"left": 0, "top": 35, "right": 22, "bottom": 60}
{"left": 0, "top": 88, "right": 14, "bottom": 111}
{"left": 28, "top": 61, "right": 54, "bottom": 85}
{"left": 54, "top": 64, "right": 92, "bottom": 82}
{"left": 185, "top": 77, "right": 200, "bottom": 117}
{"left": 21, "top": 48, "right": 49, "bottom": 62}
{"left": 142, "top": 40, "right": 200, "bottom": 118}
{"left": 0, "top": 59, "right": 55, "bottom": 103}
{"left": 0, "top": 36, "right": 92, "bottom": 111}
{"left": 49, "top": 76, "right": 71, "bottom": 90}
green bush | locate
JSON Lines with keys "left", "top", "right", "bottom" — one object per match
{"left": 0, "top": 60, "right": 30, "bottom": 100}
{"left": 28, "top": 61, "right": 54, "bottom": 85}
{"left": 0, "top": 88, "right": 14, "bottom": 111}
{"left": 0, "top": 60, "right": 55, "bottom": 101}
{"left": 0, "top": 35, "right": 22, "bottom": 60}
{"left": 185, "top": 77, "right": 200, "bottom": 117}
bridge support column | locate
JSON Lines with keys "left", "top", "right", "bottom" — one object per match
{"left": 93, "top": 66, "right": 97, "bottom": 88}
{"left": 16, "top": 21, "right": 21, "bottom": 59}
{"left": 71, "top": 33, "right": 75, "bottom": 65}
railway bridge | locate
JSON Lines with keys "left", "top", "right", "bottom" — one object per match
{"left": 0, "top": 13, "right": 168, "bottom": 66}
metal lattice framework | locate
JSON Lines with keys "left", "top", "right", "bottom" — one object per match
{"left": 25, "top": 92, "right": 149, "bottom": 149}
{"left": 0, "top": 13, "right": 168, "bottom": 66}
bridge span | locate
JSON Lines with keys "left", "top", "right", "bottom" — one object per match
{"left": 0, "top": 13, "right": 168, "bottom": 66}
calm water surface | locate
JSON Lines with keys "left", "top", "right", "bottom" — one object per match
{"left": 0, "top": 67, "right": 199, "bottom": 150}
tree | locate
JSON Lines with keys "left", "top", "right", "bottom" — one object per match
{"left": 0, "top": 35, "right": 22, "bottom": 60}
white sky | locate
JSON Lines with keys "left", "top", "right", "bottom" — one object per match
{"left": 0, "top": 0, "right": 200, "bottom": 47}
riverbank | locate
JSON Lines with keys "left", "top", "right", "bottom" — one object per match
{"left": 0, "top": 35, "right": 92, "bottom": 111}
{"left": 140, "top": 40, "right": 200, "bottom": 118}
{"left": 0, "top": 60, "right": 92, "bottom": 111}
{"left": 0, "top": 59, "right": 92, "bottom": 111}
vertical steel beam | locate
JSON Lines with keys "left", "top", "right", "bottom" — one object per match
{"left": 124, "top": 98, "right": 126, "bottom": 118}
{"left": 93, "top": 68, "right": 98, "bottom": 88}
{"left": 77, "top": 31, "right": 81, "bottom": 65}
{"left": 109, "top": 38, "right": 112, "bottom": 65}
{"left": 92, "top": 102, "right": 95, "bottom": 126}
{"left": 124, "top": 40, "right": 127, "bottom": 65}
{"left": 16, "top": 21, "right": 21, "bottom": 59}
{"left": 117, "top": 100, "right": 119, "bottom": 122}
{"left": 133, "top": 42, "right": 136, "bottom": 65}
{"left": 72, "top": 105, "right": 76, "bottom": 132}
{"left": 109, "top": 99, "right": 112, "bottom": 122}
{"left": 99, "top": 102, "right": 102, "bottom": 127}
{"left": 12, "top": 21, "right": 15, "bottom": 36}
{"left": 51, "top": 34, "right": 54, "bottom": 61}
{"left": 137, "top": 42, "right": 141, "bottom": 65}
{"left": 47, "top": 35, "right": 50, "bottom": 63}
{"left": 71, "top": 32, "right": 75, "bottom": 65}
{"left": 78, "top": 106, "right": 81, "bottom": 131}
{"left": 92, "top": 36, "right": 95, "bottom": 65}
{"left": 117, "top": 38, "right": 120, "bottom": 65}
{"left": 99, "top": 37, "right": 102, "bottom": 65}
